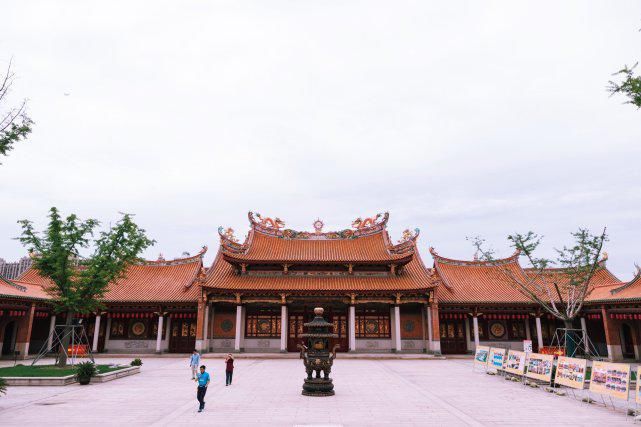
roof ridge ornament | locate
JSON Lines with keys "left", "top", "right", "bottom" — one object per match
{"left": 351, "top": 212, "right": 388, "bottom": 230}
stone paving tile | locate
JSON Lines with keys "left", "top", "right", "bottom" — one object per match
{"left": 0, "top": 357, "right": 634, "bottom": 426}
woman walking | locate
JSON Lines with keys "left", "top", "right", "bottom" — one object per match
{"left": 225, "top": 353, "right": 234, "bottom": 386}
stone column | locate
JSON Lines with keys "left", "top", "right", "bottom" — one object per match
{"left": 525, "top": 318, "right": 532, "bottom": 341}
{"left": 155, "top": 315, "right": 164, "bottom": 354}
{"left": 234, "top": 305, "right": 243, "bottom": 352}
{"left": 195, "top": 299, "right": 206, "bottom": 352}
{"left": 393, "top": 305, "right": 402, "bottom": 352}
{"left": 203, "top": 304, "right": 210, "bottom": 352}
{"left": 535, "top": 316, "right": 544, "bottom": 350}
{"left": 426, "top": 303, "right": 433, "bottom": 351}
{"left": 164, "top": 315, "right": 172, "bottom": 350}
{"left": 464, "top": 317, "right": 472, "bottom": 352}
{"left": 15, "top": 303, "right": 36, "bottom": 358}
{"left": 421, "top": 305, "right": 428, "bottom": 353}
{"left": 349, "top": 305, "right": 356, "bottom": 352}
{"left": 601, "top": 307, "right": 622, "bottom": 360}
{"left": 472, "top": 316, "right": 480, "bottom": 349}
{"left": 431, "top": 303, "right": 441, "bottom": 354}
{"left": 580, "top": 317, "right": 589, "bottom": 353}
{"left": 104, "top": 317, "right": 112, "bottom": 352}
{"left": 47, "top": 314, "right": 56, "bottom": 351}
{"left": 208, "top": 305, "right": 214, "bottom": 351}
{"left": 280, "top": 305, "right": 288, "bottom": 352}
{"left": 92, "top": 314, "right": 101, "bottom": 352}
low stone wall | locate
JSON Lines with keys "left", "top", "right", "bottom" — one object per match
{"left": 2, "top": 365, "right": 140, "bottom": 386}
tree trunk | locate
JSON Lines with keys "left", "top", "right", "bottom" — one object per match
{"left": 57, "top": 311, "right": 74, "bottom": 367}
{"left": 563, "top": 319, "right": 577, "bottom": 357}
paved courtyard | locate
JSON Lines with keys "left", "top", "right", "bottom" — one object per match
{"left": 0, "top": 356, "right": 634, "bottom": 426}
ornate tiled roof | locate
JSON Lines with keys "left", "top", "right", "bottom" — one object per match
{"left": 432, "top": 247, "right": 623, "bottom": 304}
{"left": 218, "top": 212, "right": 418, "bottom": 264}
{"left": 204, "top": 247, "right": 437, "bottom": 292}
{"left": 431, "top": 248, "right": 532, "bottom": 303}
{"left": 588, "top": 267, "right": 641, "bottom": 302}
{"left": 0, "top": 276, "right": 51, "bottom": 301}
{"left": 16, "top": 248, "right": 207, "bottom": 303}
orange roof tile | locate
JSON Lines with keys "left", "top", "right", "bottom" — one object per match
{"left": 432, "top": 250, "right": 532, "bottom": 303}
{"left": 588, "top": 270, "right": 641, "bottom": 302}
{"left": 0, "top": 277, "right": 51, "bottom": 301}
{"left": 16, "top": 249, "right": 206, "bottom": 303}
{"left": 204, "top": 248, "right": 436, "bottom": 292}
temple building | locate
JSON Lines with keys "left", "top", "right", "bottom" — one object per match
{"left": 1, "top": 212, "right": 640, "bottom": 362}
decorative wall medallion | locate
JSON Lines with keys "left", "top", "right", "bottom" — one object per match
{"left": 365, "top": 320, "right": 379, "bottom": 334}
{"left": 131, "top": 321, "right": 146, "bottom": 337}
{"left": 221, "top": 319, "right": 234, "bottom": 332}
{"left": 313, "top": 219, "right": 324, "bottom": 234}
{"left": 403, "top": 320, "right": 415, "bottom": 332}
{"left": 490, "top": 321, "right": 506, "bottom": 339}
{"left": 257, "top": 319, "right": 271, "bottom": 332}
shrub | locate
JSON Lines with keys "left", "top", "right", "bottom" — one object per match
{"left": 130, "top": 358, "right": 143, "bottom": 367}
{"left": 75, "top": 361, "right": 97, "bottom": 385}
{"left": 0, "top": 377, "right": 6, "bottom": 396}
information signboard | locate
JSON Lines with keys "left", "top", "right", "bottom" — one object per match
{"left": 474, "top": 345, "right": 490, "bottom": 368}
{"left": 488, "top": 347, "right": 506, "bottom": 372}
{"left": 554, "top": 356, "right": 587, "bottom": 389}
{"left": 589, "top": 361, "right": 631, "bottom": 400}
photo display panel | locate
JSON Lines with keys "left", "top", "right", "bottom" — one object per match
{"left": 554, "top": 356, "right": 587, "bottom": 389}
{"left": 525, "top": 353, "right": 555, "bottom": 382}
{"left": 589, "top": 361, "right": 631, "bottom": 400}
{"left": 474, "top": 345, "right": 490, "bottom": 368}
{"left": 504, "top": 350, "right": 526, "bottom": 375}
{"left": 488, "top": 347, "right": 506, "bottom": 372}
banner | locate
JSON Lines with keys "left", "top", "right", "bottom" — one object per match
{"left": 525, "top": 353, "right": 555, "bottom": 382}
{"left": 523, "top": 340, "right": 532, "bottom": 353}
{"left": 554, "top": 356, "right": 587, "bottom": 390}
{"left": 504, "top": 350, "right": 526, "bottom": 375}
{"left": 488, "top": 347, "right": 506, "bottom": 372}
{"left": 474, "top": 345, "right": 490, "bottom": 367}
{"left": 636, "top": 367, "right": 641, "bottom": 404}
{"left": 589, "top": 361, "right": 631, "bottom": 400}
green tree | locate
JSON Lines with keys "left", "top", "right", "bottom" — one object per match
{"left": 469, "top": 228, "right": 608, "bottom": 329}
{"left": 17, "top": 207, "right": 154, "bottom": 366}
{"left": 608, "top": 63, "right": 641, "bottom": 108}
{"left": 0, "top": 60, "right": 33, "bottom": 163}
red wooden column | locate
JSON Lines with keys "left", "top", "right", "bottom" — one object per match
{"left": 601, "top": 306, "right": 622, "bottom": 361}
{"left": 431, "top": 301, "right": 441, "bottom": 354}
{"left": 15, "top": 303, "right": 36, "bottom": 358}
{"left": 195, "top": 298, "right": 206, "bottom": 352}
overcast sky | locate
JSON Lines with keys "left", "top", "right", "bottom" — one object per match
{"left": 1, "top": 1, "right": 640, "bottom": 280}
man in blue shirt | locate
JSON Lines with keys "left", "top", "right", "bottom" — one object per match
{"left": 196, "top": 365, "right": 210, "bottom": 413}
{"left": 189, "top": 350, "right": 201, "bottom": 379}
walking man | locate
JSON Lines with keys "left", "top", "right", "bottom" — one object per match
{"left": 225, "top": 353, "right": 234, "bottom": 386}
{"left": 196, "top": 365, "right": 210, "bottom": 413}
{"left": 189, "top": 350, "right": 201, "bottom": 379}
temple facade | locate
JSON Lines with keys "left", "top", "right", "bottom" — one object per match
{"left": 1, "top": 212, "right": 640, "bottom": 362}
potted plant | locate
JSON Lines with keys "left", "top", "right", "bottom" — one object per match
{"left": 76, "top": 361, "right": 97, "bottom": 385}
{"left": 130, "top": 358, "right": 143, "bottom": 367}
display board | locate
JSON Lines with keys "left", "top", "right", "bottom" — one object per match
{"left": 636, "top": 367, "right": 641, "bottom": 404}
{"left": 554, "top": 356, "right": 587, "bottom": 389}
{"left": 522, "top": 340, "right": 532, "bottom": 353}
{"left": 525, "top": 353, "right": 555, "bottom": 382}
{"left": 474, "top": 345, "right": 490, "bottom": 368}
{"left": 488, "top": 347, "right": 506, "bottom": 372}
{"left": 504, "top": 350, "right": 526, "bottom": 375}
{"left": 589, "top": 361, "right": 631, "bottom": 400}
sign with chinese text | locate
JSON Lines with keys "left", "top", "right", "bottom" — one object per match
{"left": 554, "top": 356, "right": 587, "bottom": 390}
{"left": 589, "top": 361, "right": 631, "bottom": 400}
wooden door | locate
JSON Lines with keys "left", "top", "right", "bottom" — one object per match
{"left": 330, "top": 314, "right": 348, "bottom": 352}
{"left": 288, "top": 314, "right": 305, "bottom": 352}
{"left": 169, "top": 319, "right": 196, "bottom": 353}
{"left": 440, "top": 319, "right": 467, "bottom": 354}
{"left": 621, "top": 323, "right": 635, "bottom": 359}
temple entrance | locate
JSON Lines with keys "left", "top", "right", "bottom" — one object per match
{"left": 439, "top": 319, "right": 467, "bottom": 354}
{"left": 2, "top": 321, "right": 16, "bottom": 355}
{"left": 169, "top": 319, "right": 196, "bottom": 353}
{"left": 287, "top": 306, "right": 348, "bottom": 352}
{"left": 621, "top": 323, "right": 635, "bottom": 359}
